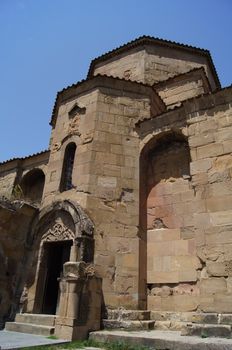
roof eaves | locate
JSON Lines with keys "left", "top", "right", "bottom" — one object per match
{"left": 153, "top": 67, "right": 212, "bottom": 96}
{"left": 0, "top": 150, "right": 49, "bottom": 167}
{"left": 135, "top": 84, "right": 232, "bottom": 127}
{"left": 87, "top": 35, "right": 221, "bottom": 89}
{"left": 50, "top": 73, "right": 165, "bottom": 127}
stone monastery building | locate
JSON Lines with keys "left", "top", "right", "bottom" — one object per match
{"left": 1, "top": 36, "right": 232, "bottom": 339}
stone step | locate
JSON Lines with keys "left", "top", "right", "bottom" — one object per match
{"left": 219, "top": 314, "right": 232, "bottom": 325}
{"left": 181, "top": 323, "right": 232, "bottom": 338}
{"left": 150, "top": 311, "right": 219, "bottom": 324}
{"left": 107, "top": 309, "right": 151, "bottom": 321}
{"left": 5, "top": 321, "right": 55, "bottom": 336}
{"left": 154, "top": 320, "right": 187, "bottom": 331}
{"left": 15, "top": 313, "right": 56, "bottom": 326}
{"left": 103, "top": 319, "right": 155, "bottom": 330}
{"left": 90, "top": 329, "right": 232, "bottom": 350}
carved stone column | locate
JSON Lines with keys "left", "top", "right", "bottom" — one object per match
{"left": 69, "top": 244, "right": 79, "bottom": 262}
{"left": 55, "top": 261, "right": 102, "bottom": 340}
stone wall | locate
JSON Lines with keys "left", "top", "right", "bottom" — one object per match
{"left": 0, "top": 152, "right": 49, "bottom": 327}
{"left": 144, "top": 45, "right": 216, "bottom": 88}
{"left": 0, "top": 167, "right": 17, "bottom": 198}
{"left": 42, "top": 89, "right": 99, "bottom": 208}
{"left": 92, "top": 45, "right": 217, "bottom": 90}
{"left": 0, "top": 152, "right": 49, "bottom": 201}
{"left": 85, "top": 87, "right": 151, "bottom": 309}
{"left": 155, "top": 68, "right": 210, "bottom": 110}
{"left": 0, "top": 39, "right": 231, "bottom": 319}
{"left": 0, "top": 200, "right": 38, "bottom": 328}
{"left": 93, "top": 48, "right": 145, "bottom": 83}
{"left": 138, "top": 86, "right": 232, "bottom": 313}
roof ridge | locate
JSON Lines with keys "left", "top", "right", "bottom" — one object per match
{"left": 87, "top": 35, "right": 209, "bottom": 75}
{"left": 86, "top": 35, "right": 221, "bottom": 89}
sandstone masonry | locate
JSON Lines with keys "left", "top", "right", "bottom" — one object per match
{"left": 0, "top": 35, "right": 232, "bottom": 339}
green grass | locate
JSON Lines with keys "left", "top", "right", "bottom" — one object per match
{"left": 47, "top": 335, "right": 59, "bottom": 340}
{"left": 201, "top": 331, "right": 208, "bottom": 338}
{"left": 21, "top": 338, "right": 152, "bottom": 350}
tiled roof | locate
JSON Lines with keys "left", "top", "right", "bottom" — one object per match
{"left": 153, "top": 67, "right": 211, "bottom": 91}
{"left": 0, "top": 149, "right": 49, "bottom": 166}
{"left": 87, "top": 35, "right": 221, "bottom": 88}
{"left": 50, "top": 73, "right": 166, "bottom": 127}
{"left": 136, "top": 83, "right": 232, "bottom": 126}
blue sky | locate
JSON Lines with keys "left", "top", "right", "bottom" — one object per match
{"left": 0, "top": 0, "right": 231, "bottom": 162}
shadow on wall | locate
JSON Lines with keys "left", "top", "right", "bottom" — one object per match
{"left": 20, "top": 169, "right": 45, "bottom": 204}
{"left": 140, "top": 131, "right": 191, "bottom": 231}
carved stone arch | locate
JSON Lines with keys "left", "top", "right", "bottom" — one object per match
{"left": 28, "top": 200, "right": 94, "bottom": 263}
{"left": 25, "top": 200, "right": 94, "bottom": 314}
{"left": 29, "top": 200, "right": 93, "bottom": 241}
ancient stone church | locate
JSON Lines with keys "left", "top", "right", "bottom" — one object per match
{"left": 1, "top": 36, "right": 232, "bottom": 339}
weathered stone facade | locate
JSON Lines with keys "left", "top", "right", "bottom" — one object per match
{"left": 0, "top": 36, "right": 232, "bottom": 338}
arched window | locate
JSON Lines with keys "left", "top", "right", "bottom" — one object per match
{"left": 60, "top": 143, "right": 76, "bottom": 192}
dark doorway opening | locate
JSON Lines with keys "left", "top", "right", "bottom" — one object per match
{"left": 42, "top": 240, "right": 72, "bottom": 314}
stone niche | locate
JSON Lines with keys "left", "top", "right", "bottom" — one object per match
{"left": 140, "top": 133, "right": 202, "bottom": 312}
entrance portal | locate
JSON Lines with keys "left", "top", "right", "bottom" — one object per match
{"left": 41, "top": 240, "right": 72, "bottom": 314}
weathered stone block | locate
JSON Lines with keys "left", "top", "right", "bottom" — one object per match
{"left": 147, "top": 271, "right": 179, "bottom": 284}
{"left": 181, "top": 323, "right": 231, "bottom": 338}
{"left": 197, "top": 143, "right": 224, "bottom": 159}
{"left": 210, "top": 210, "right": 232, "bottom": 226}
{"left": 189, "top": 133, "right": 215, "bottom": 148}
{"left": 206, "top": 196, "right": 232, "bottom": 212}
{"left": 147, "top": 295, "right": 162, "bottom": 310}
{"left": 200, "top": 278, "right": 227, "bottom": 295}
{"left": 147, "top": 228, "right": 180, "bottom": 242}
{"left": 178, "top": 269, "right": 198, "bottom": 282}
{"left": 190, "top": 158, "right": 213, "bottom": 174}
{"left": 206, "top": 262, "right": 228, "bottom": 277}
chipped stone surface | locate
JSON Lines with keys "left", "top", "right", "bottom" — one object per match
{"left": 0, "top": 37, "right": 232, "bottom": 339}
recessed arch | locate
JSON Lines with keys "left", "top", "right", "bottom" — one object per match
{"left": 140, "top": 130, "right": 190, "bottom": 231}
{"left": 20, "top": 168, "right": 45, "bottom": 203}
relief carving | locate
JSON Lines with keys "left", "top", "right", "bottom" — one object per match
{"left": 123, "top": 69, "right": 132, "bottom": 79}
{"left": 81, "top": 132, "right": 93, "bottom": 144}
{"left": 42, "top": 222, "right": 74, "bottom": 242}
{"left": 51, "top": 142, "right": 61, "bottom": 153}
{"left": 68, "top": 115, "right": 81, "bottom": 135}
{"left": 68, "top": 103, "right": 86, "bottom": 118}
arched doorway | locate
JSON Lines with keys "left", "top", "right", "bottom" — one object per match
{"left": 25, "top": 200, "right": 94, "bottom": 315}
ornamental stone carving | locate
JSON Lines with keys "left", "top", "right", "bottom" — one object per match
{"left": 68, "top": 103, "right": 86, "bottom": 118}
{"left": 68, "top": 116, "right": 81, "bottom": 135}
{"left": 42, "top": 222, "right": 74, "bottom": 242}
{"left": 51, "top": 142, "right": 61, "bottom": 153}
{"left": 28, "top": 200, "right": 94, "bottom": 263}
